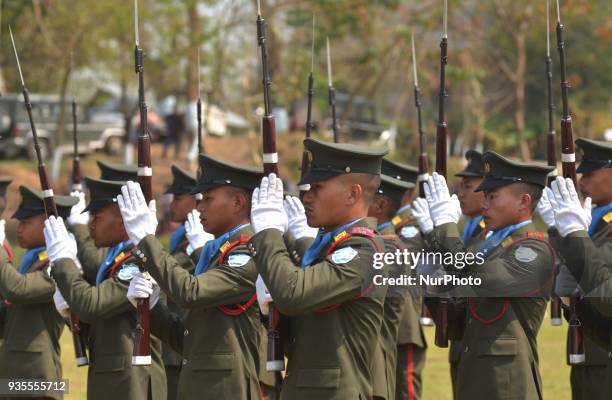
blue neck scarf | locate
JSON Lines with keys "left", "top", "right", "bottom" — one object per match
{"left": 18, "top": 246, "right": 46, "bottom": 274}
{"left": 169, "top": 225, "right": 187, "bottom": 254}
{"left": 194, "top": 224, "right": 250, "bottom": 275}
{"left": 589, "top": 203, "right": 612, "bottom": 236}
{"left": 461, "top": 215, "right": 484, "bottom": 242}
{"left": 301, "top": 219, "right": 361, "bottom": 268}
{"left": 96, "top": 240, "right": 133, "bottom": 286}
{"left": 377, "top": 221, "right": 393, "bottom": 232}
{"left": 479, "top": 219, "right": 531, "bottom": 258}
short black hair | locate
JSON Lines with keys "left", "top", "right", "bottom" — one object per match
{"left": 510, "top": 183, "right": 542, "bottom": 212}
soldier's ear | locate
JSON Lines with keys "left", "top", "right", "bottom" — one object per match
{"left": 519, "top": 192, "right": 532, "bottom": 214}
{"left": 346, "top": 183, "right": 363, "bottom": 206}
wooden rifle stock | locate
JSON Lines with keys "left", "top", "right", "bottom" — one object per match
{"left": 545, "top": 21, "right": 562, "bottom": 325}
{"left": 414, "top": 86, "right": 429, "bottom": 199}
{"left": 132, "top": 3, "right": 152, "bottom": 364}
{"left": 71, "top": 99, "right": 82, "bottom": 191}
{"left": 299, "top": 72, "right": 314, "bottom": 191}
{"left": 257, "top": 7, "right": 285, "bottom": 372}
{"left": 434, "top": 29, "right": 449, "bottom": 348}
{"left": 556, "top": 4, "right": 583, "bottom": 362}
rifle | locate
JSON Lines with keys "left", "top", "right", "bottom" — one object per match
{"left": 411, "top": 34, "right": 429, "bottom": 200}
{"left": 326, "top": 37, "right": 339, "bottom": 143}
{"left": 196, "top": 50, "right": 204, "bottom": 160}
{"left": 544, "top": 0, "right": 562, "bottom": 327}
{"left": 195, "top": 50, "right": 204, "bottom": 202}
{"left": 9, "top": 26, "right": 88, "bottom": 367}
{"left": 299, "top": 14, "right": 315, "bottom": 191}
{"left": 433, "top": 0, "right": 450, "bottom": 348}
{"left": 71, "top": 98, "right": 82, "bottom": 192}
{"left": 411, "top": 33, "right": 434, "bottom": 327}
{"left": 256, "top": 0, "right": 284, "bottom": 373}
{"left": 132, "top": 0, "right": 152, "bottom": 366}
{"left": 555, "top": 0, "right": 584, "bottom": 364}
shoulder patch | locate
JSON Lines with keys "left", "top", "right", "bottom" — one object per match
{"left": 331, "top": 246, "right": 358, "bottom": 264}
{"left": 227, "top": 253, "right": 251, "bottom": 268}
{"left": 400, "top": 226, "right": 419, "bottom": 239}
{"left": 116, "top": 263, "right": 140, "bottom": 282}
{"left": 391, "top": 215, "right": 402, "bottom": 226}
{"left": 603, "top": 211, "right": 612, "bottom": 224}
{"left": 514, "top": 246, "right": 538, "bottom": 263}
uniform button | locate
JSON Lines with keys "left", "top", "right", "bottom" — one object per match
{"left": 609, "top": 352, "right": 612, "bottom": 359}
{"left": 184, "top": 329, "right": 189, "bottom": 336}
{"left": 182, "top": 359, "right": 188, "bottom": 365}
{"left": 464, "top": 346, "right": 469, "bottom": 353}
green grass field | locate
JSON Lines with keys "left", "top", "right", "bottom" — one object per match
{"left": 57, "top": 318, "right": 571, "bottom": 399}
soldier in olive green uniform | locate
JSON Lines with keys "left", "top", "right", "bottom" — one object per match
{"left": 381, "top": 160, "right": 427, "bottom": 400}
{"left": 249, "top": 138, "right": 388, "bottom": 400}
{"left": 0, "top": 178, "right": 13, "bottom": 342}
{"left": 368, "top": 166, "right": 416, "bottom": 400}
{"left": 448, "top": 150, "right": 487, "bottom": 395}
{"left": 542, "top": 139, "right": 612, "bottom": 399}
{"left": 68, "top": 161, "right": 138, "bottom": 283}
{"left": 414, "top": 152, "right": 556, "bottom": 400}
{"left": 117, "top": 155, "right": 275, "bottom": 400}
{"left": 0, "top": 186, "right": 77, "bottom": 400}
{"left": 0, "top": 179, "right": 13, "bottom": 260}
{"left": 162, "top": 165, "right": 199, "bottom": 400}
{"left": 44, "top": 178, "right": 166, "bottom": 400}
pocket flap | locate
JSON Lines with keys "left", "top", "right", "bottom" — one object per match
{"left": 478, "top": 338, "right": 518, "bottom": 356}
{"left": 94, "top": 355, "right": 126, "bottom": 372}
{"left": 192, "top": 352, "right": 235, "bottom": 371}
{"left": 296, "top": 368, "right": 341, "bottom": 388}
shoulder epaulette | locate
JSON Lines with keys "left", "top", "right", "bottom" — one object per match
{"left": 524, "top": 231, "right": 545, "bottom": 240}
{"left": 38, "top": 251, "right": 48, "bottom": 261}
{"left": 391, "top": 215, "right": 402, "bottom": 227}
{"left": 216, "top": 234, "right": 255, "bottom": 317}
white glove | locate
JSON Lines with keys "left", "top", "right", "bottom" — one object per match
{"left": 284, "top": 196, "right": 317, "bottom": 239}
{"left": 251, "top": 173, "right": 288, "bottom": 234}
{"left": 548, "top": 177, "right": 592, "bottom": 237}
{"left": 117, "top": 181, "right": 158, "bottom": 243}
{"left": 184, "top": 209, "right": 213, "bottom": 252}
{"left": 424, "top": 173, "right": 461, "bottom": 226}
{"left": 53, "top": 288, "right": 70, "bottom": 319}
{"left": 44, "top": 216, "right": 78, "bottom": 263}
{"left": 412, "top": 197, "right": 434, "bottom": 234}
{"left": 126, "top": 272, "right": 160, "bottom": 309}
{"left": 536, "top": 188, "right": 556, "bottom": 229}
{"left": 67, "top": 191, "right": 90, "bottom": 226}
{"left": 256, "top": 275, "right": 273, "bottom": 316}
{"left": 0, "top": 219, "right": 5, "bottom": 244}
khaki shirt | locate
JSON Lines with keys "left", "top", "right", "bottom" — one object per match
{"left": 430, "top": 221, "right": 554, "bottom": 400}
{"left": 139, "top": 225, "right": 270, "bottom": 400}
{"left": 52, "top": 246, "right": 166, "bottom": 400}
{"left": 248, "top": 217, "right": 386, "bottom": 400}
{"left": 0, "top": 247, "right": 65, "bottom": 400}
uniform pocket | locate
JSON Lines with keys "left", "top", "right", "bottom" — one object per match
{"left": 296, "top": 368, "right": 341, "bottom": 388}
{"left": 93, "top": 355, "right": 126, "bottom": 373}
{"left": 477, "top": 338, "right": 517, "bottom": 356}
{"left": 192, "top": 352, "right": 235, "bottom": 371}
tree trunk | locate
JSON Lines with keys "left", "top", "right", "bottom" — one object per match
{"left": 514, "top": 31, "right": 530, "bottom": 160}
{"left": 186, "top": 2, "right": 200, "bottom": 102}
